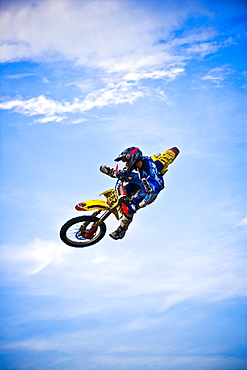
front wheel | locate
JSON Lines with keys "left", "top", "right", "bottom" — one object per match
{"left": 60, "top": 216, "right": 106, "bottom": 248}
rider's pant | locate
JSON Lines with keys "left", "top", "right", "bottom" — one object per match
{"left": 138, "top": 194, "right": 158, "bottom": 208}
{"left": 120, "top": 213, "right": 133, "bottom": 230}
{"left": 125, "top": 182, "right": 162, "bottom": 209}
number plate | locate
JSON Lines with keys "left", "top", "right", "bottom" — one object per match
{"left": 107, "top": 191, "right": 118, "bottom": 207}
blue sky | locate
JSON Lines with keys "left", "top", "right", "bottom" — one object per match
{"left": 0, "top": 0, "right": 246, "bottom": 369}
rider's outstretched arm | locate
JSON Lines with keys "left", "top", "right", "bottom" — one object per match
{"left": 100, "top": 165, "right": 116, "bottom": 178}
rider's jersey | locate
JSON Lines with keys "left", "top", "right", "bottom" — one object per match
{"left": 124, "top": 156, "right": 164, "bottom": 207}
{"left": 139, "top": 156, "right": 164, "bottom": 185}
{"left": 137, "top": 156, "right": 164, "bottom": 205}
{"left": 113, "top": 147, "right": 179, "bottom": 208}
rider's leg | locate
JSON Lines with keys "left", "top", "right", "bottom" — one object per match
{"left": 138, "top": 194, "right": 157, "bottom": 208}
{"left": 109, "top": 190, "right": 160, "bottom": 240}
{"left": 109, "top": 213, "right": 133, "bottom": 240}
{"left": 109, "top": 184, "right": 137, "bottom": 240}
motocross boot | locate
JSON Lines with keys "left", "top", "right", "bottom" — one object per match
{"left": 100, "top": 165, "right": 116, "bottom": 178}
{"left": 109, "top": 226, "right": 126, "bottom": 240}
{"left": 109, "top": 214, "right": 133, "bottom": 240}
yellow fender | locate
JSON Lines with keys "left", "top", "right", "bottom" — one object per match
{"left": 75, "top": 199, "right": 109, "bottom": 212}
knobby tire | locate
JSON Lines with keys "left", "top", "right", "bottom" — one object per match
{"left": 60, "top": 216, "right": 106, "bottom": 248}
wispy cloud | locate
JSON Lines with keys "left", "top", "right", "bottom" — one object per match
{"left": 122, "top": 68, "right": 185, "bottom": 83}
{"left": 0, "top": 76, "right": 172, "bottom": 122}
{"left": 237, "top": 218, "right": 247, "bottom": 227}
{"left": 0, "top": 238, "right": 71, "bottom": 275}
{"left": 0, "top": 0, "right": 178, "bottom": 65}
{"left": 1, "top": 231, "right": 246, "bottom": 308}
{"left": 201, "top": 65, "right": 234, "bottom": 87}
{"left": 0, "top": 0, "right": 223, "bottom": 73}
{"left": 4, "top": 72, "right": 36, "bottom": 80}
{"left": 0, "top": 0, "right": 236, "bottom": 123}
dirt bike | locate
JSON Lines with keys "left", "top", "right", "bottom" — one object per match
{"left": 60, "top": 149, "right": 178, "bottom": 248}
{"left": 60, "top": 178, "right": 130, "bottom": 248}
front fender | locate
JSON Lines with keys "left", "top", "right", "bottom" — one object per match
{"left": 75, "top": 199, "right": 109, "bottom": 212}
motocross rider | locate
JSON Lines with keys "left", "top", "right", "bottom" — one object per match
{"left": 100, "top": 146, "right": 179, "bottom": 240}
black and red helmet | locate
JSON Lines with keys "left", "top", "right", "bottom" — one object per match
{"left": 114, "top": 147, "right": 143, "bottom": 173}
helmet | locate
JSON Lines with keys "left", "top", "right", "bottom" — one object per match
{"left": 114, "top": 147, "right": 143, "bottom": 173}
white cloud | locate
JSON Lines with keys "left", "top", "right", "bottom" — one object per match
{"left": 201, "top": 66, "right": 234, "bottom": 87}
{"left": 4, "top": 72, "right": 36, "bottom": 79}
{"left": 0, "top": 0, "right": 173, "bottom": 66}
{"left": 34, "top": 115, "right": 66, "bottom": 123}
{"left": 0, "top": 0, "right": 221, "bottom": 70}
{"left": 123, "top": 67, "right": 185, "bottom": 83}
{"left": 1, "top": 235, "right": 246, "bottom": 370}
{"left": 186, "top": 41, "right": 219, "bottom": 57}
{"left": 0, "top": 0, "right": 234, "bottom": 123}
{"left": 0, "top": 78, "right": 172, "bottom": 121}
{"left": 3, "top": 334, "right": 246, "bottom": 370}
{"left": 0, "top": 95, "right": 65, "bottom": 116}
{"left": 237, "top": 218, "right": 247, "bottom": 227}
{"left": 1, "top": 231, "right": 246, "bottom": 308}
{"left": 0, "top": 238, "right": 71, "bottom": 275}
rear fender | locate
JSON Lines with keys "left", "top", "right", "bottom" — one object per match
{"left": 75, "top": 199, "right": 109, "bottom": 212}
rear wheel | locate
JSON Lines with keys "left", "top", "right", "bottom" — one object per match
{"left": 60, "top": 216, "right": 106, "bottom": 248}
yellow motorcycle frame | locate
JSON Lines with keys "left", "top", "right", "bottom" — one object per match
{"left": 60, "top": 186, "right": 126, "bottom": 248}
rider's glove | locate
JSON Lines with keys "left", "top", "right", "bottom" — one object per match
{"left": 116, "top": 170, "right": 128, "bottom": 181}
{"left": 100, "top": 165, "right": 116, "bottom": 178}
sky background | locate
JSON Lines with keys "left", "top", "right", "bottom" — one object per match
{"left": 0, "top": 0, "right": 247, "bottom": 369}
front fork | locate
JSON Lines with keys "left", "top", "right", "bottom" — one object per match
{"left": 78, "top": 184, "right": 126, "bottom": 239}
{"left": 80, "top": 209, "right": 112, "bottom": 239}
